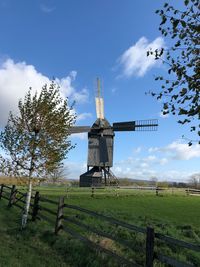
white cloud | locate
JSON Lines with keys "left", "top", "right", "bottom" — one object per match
{"left": 118, "top": 36, "right": 165, "bottom": 77}
{"left": 73, "top": 88, "right": 89, "bottom": 104}
{"left": 76, "top": 112, "right": 92, "bottom": 122}
{"left": 0, "top": 58, "right": 89, "bottom": 127}
{"left": 111, "top": 88, "right": 117, "bottom": 94}
{"left": 64, "top": 161, "right": 86, "bottom": 179}
{"left": 113, "top": 160, "right": 197, "bottom": 182}
{"left": 40, "top": 4, "right": 55, "bottom": 13}
{"left": 133, "top": 147, "right": 142, "bottom": 153}
{"left": 140, "top": 163, "right": 149, "bottom": 168}
{"left": 160, "top": 158, "right": 168, "bottom": 165}
{"left": 71, "top": 133, "right": 87, "bottom": 140}
{"left": 149, "top": 141, "right": 200, "bottom": 160}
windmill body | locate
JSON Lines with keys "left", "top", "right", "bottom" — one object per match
{"left": 69, "top": 79, "right": 158, "bottom": 187}
{"left": 88, "top": 118, "right": 114, "bottom": 168}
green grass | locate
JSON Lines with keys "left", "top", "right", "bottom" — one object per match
{"left": 0, "top": 186, "right": 200, "bottom": 266}
{"left": 0, "top": 199, "right": 72, "bottom": 267}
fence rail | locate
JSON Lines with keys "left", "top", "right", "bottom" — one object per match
{"left": 64, "top": 203, "right": 146, "bottom": 233}
{"left": 186, "top": 188, "right": 200, "bottom": 196}
{"left": 0, "top": 184, "right": 199, "bottom": 267}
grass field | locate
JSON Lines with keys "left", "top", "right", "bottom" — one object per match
{"left": 0, "top": 186, "right": 200, "bottom": 266}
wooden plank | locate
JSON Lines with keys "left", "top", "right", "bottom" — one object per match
{"left": 2, "top": 184, "right": 12, "bottom": 189}
{"left": 1, "top": 195, "right": 9, "bottom": 200}
{"left": 188, "top": 189, "right": 200, "bottom": 192}
{"left": 40, "top": 206, "right": 57, "bottom": 216}
{"left": 146, "top": 227, "right": 154, "bottom": 267}
{"left": 55, "top": 197, "right": 64, "bottom": 234}
{"left": 0, "top": 184, "right": 3, "bottom": 199}
{"left": 8, "top": 185, "right": 17, "bottom": 207}
{"left": 39, "top": 213, "right": 55, "bottom": 224}
{"left": 13, "top": 202, "right": 23, "bottom": 210}
{"left": 17, "top": 191, "right": 27, "bottom": 197}
{"left": 15, "top": 194, "right": 26, "bottom": 203}
{"left": 15, "top": 197, "right": 26, "bottom": 204}
{"left": 155, "top": 233, "right": 200, "bottom": 252}
{"left": 62, "top": 225, "right": 140, "bottom": 267}
{"left": 32, "top": 191, "right": 40, "bottom": 221}
{"left": 63, "top": 216, "right": 141, "bottom": 252}
{"left": 64, "top": 204, "right": 146, "bottom": 233}
{"left": 40, "top": 197, "right": 58, "bottom": 205}
{"left": 155, "top": 252, "right": 194, "bottom": 267}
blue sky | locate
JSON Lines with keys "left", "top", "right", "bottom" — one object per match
{"left": 0, "top": 0, "right": 199, "bottom": 181}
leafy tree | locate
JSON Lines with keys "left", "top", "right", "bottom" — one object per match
{"left": 189, "top": 173, "right": 200, "bottom": 188}
{"left": 0, "top": 81, "right": 76, "bottom": 227}
{"left": 48, "top": 165, "right": 70, "bottom": 184}
{"left": 149, "top": 176, "right": 158, "bottom": 187}
{"left": 147, "top": 0, "right": 200, "bottom": 144}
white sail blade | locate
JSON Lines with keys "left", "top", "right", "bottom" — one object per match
{"left": 95, "top": 97, "right": 104, "bottom": 119}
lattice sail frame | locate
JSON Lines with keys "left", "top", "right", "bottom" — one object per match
{"left": 134, "top": 119, "right": 158, "bottom": 131}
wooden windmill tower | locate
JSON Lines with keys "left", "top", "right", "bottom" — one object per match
{"left": 69, "top": 78, "right": 158, "bottom": 187}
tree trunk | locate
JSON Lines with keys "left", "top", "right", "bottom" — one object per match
{"left": 21, "top": 178, "right": 32, "bottom": 229}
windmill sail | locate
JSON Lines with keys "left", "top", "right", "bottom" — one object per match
{"left": 112, "top": 121, "right": 135, "bottom": 131}
{"left": 95, "top": 77, "right": 104, "bottom": 119}
{"left": 95, "top": 97, "right": 104, "bottom": 119}
{"left": 135, "top": 119, "right": 158, "bottom": 131}
{"left": 68, "top": 126, "right": 91, "bottom": 134}
{"left": 113, "top": 119, "right": 158, "bottom": 131}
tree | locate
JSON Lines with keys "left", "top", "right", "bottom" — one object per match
{"left": 189, "top": 173, "right": 200, "bottom": 188}
{"left": 48, "top": 165, "right": 70, "bottom": 184}
{"left": 0, "top": 81, "right": 76, "bottom": 228}
{"left": 157, "top": 181, "right": 169, "bottom": 188}
{"left": 149, "top": 176, "right": 158, "bottom": 187}
{"left": 147, "top": 0, "right": 200, "bottom": 144}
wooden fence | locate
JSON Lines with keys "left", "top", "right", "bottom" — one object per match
{"left": 0, "top": 184, "right": 200, "bottom": 267}
{"left": 186, "top": 188, "right": 200, "bottom": 196}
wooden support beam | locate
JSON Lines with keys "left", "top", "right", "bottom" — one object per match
{"left": 55, "top": 196, "right": 64, "bottom": 235}
{"left": 8, "top": 185, "right": 17, "bottom": 207}
{"left": 0, "top": 184, "right": 4, "bottom": 200}
{"left": 146, "top": 227, "right": 155, "bottom": 267}
{"left": 32, "top": 191, "right": 40, "bottom": 221}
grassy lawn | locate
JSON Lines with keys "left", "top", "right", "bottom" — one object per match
{"left": 0, "top": 199, "right": 72, "bottom": 267}
{"left": 0, "top": 186, "right": 200, "bottom": 266}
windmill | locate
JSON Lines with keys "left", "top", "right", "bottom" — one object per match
{"left": 69, "top": 78, "right": 158, "bottom": 187}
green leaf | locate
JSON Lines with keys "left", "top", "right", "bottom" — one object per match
{"left": 184, "top": 0, "right": 189, "bottom": 5}
{"left": 163, "top": 103, "right": 168, "bottom": 110}
{"left": 181, "top": 20, "right": 186, "bottom": 28}
{"left": 173, "top": 19, "right": 179, "bottom": 28}
{"left": 160, "top": 15, "right": 167, "bottom": 25}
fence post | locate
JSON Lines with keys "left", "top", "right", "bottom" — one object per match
{"left": 156, "top": 187, "right": 159, "bottom": 196}
{"left": 32, "top": 191, "right": 40, "bottom": 221}
{"left": 55, "top": 196, "right": 64, "bottom": 235}
{"left": 0, "top": 184, "right": 4, "bottom": 200}
{"left": 146, "top": 227, "right": 154, "bottom": 267}
{"left": 186, "top": 188, "right": 189, "bottom": 196}
{"left": 91, "top": 187, "right": 94, "bottom": 198}
{"left": 8, "top": 185, "right": 17, "bottom": 207}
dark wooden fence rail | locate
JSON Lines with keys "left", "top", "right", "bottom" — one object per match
{"left": 0, "top": 184, "right": 35, "bottom": 213}
{"left": 186, "top": 188, "right": 200, "bottom": 196}
{"left": 0, "top": 184, "right": 200, "bottom": 267}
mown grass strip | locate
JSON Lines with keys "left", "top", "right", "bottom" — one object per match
{"left": 62, "top": 225, "right": 140, "bottom": 267}
{"left": 63, "top": 215, "right": 142, "bottom": 252}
